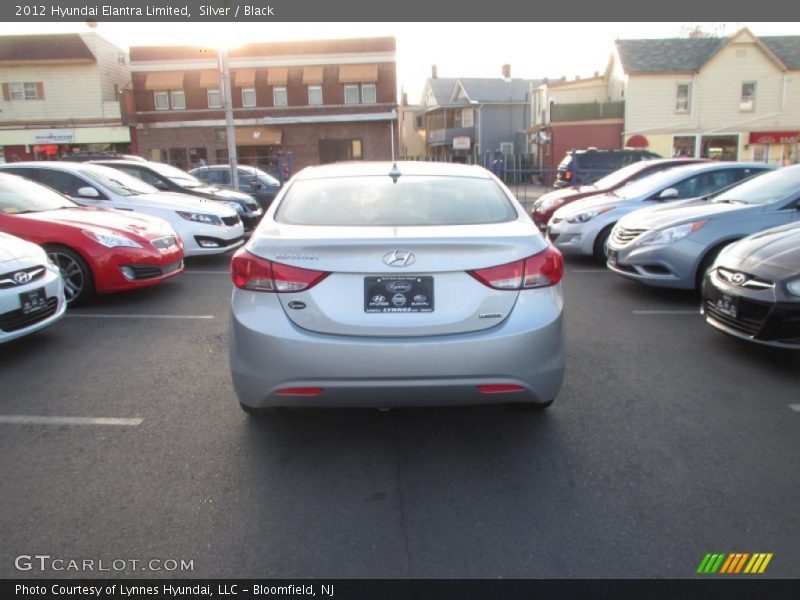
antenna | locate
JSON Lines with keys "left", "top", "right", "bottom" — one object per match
{"left": 389, "top": 163, "right": 401, "bottom": 184}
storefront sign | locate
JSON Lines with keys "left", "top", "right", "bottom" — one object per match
{"left": 32, "top": 129, "right": 75, "bottom": 144}
{"left": 452, "top": 136, "right": 471, "bottom": 150}
{"left": 749, "top": 131, "right": 800, "bottom": 144}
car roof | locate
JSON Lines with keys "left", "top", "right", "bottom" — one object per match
{"left": 294, "top": 161, "right": 493, "bottom": 181}
{"left": 89, "top": 160, "right": 149, "bottom": 167}
{"left": 0, "top": 161, "right": 97, "bottom": 173}
{"left": 657, "top": 161, "right": 772, "bottom": 176}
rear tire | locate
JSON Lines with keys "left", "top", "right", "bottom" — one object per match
{"left": 239, "top": 402, "right": 265, "bottom": 417}
{"left": 44, "top": 245, "right": 94, "bottom": 306}
{"left": 593, "top": 224, "right": 615, "bottom": 264}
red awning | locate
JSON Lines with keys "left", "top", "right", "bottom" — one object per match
{"left": 749, "top": 131, "right": 800, "bottom": 144}
{"left": 625, "top": 135, "right": 649, "bottom": 148}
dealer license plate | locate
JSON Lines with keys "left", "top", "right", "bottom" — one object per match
{"left": 364, "top": 276, "right": 434, "bottom": 313}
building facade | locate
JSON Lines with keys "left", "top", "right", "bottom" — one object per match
{"left": 418, "top": 66, "right": 541, "bottom": 161}
{"left": 617, "top": 29, "right": 800, "bottom": 165}
{"left": 527, "top": 68, "right": 625, "bottom": 180}
{"left": 0, "top": 32, "right": 132, "bottom": 162}
{"left": 128, "top": 37, "right": 398, "bottom": 173}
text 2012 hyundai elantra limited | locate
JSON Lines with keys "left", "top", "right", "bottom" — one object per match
{"left": 229, "top": 162, "right": 566, "bottom": 412}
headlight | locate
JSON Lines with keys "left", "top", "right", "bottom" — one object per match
{"left": 639, "top": 221, "right": 706, "bottom": 246}
{"left": 540, "top": 197, "right": 565, "bottom": 212}
{"left": 565, "top": 206, "right": 614, "bottom": 223}
{"left": 224, "top": 201, "right": 244, "bottom": 214}
{"left": 786, "top": 278, "right": 800, "bottom": 296}
{"left": 82, "top": 229, "right": 142, "bottom": 248}
{"left": 176, "top": 211, "right": 223, "bottom": 226}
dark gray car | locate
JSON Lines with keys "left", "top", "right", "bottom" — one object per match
{"left": 190, "top": 165, "right": 281, "bottom": 211}
{"left": 608, "top": 165, "right": 798, "bottom": 290}
{"left": 702, "top": 221, "right": 800, "bottom": 349}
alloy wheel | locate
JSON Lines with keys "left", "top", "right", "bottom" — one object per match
{"left": 48, "top": 251, "right": 85, "bottom": 303}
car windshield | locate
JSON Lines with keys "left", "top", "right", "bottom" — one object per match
{"left": 79, "top": 165, "right": 158, "bottom": 196}
{"left": 240, "top": 166, "right": 280, "bottom": 186}
{"left": 147, "top": 162, "right": 206, "bottom": 188}
{"left": 609, "top": 167, "right": 691, "bottom": 200}
{"left": 0, "top": 175, "right": 78, "bottom": 213}
{"left": 711, "top": 167, "right": 799, "bottom": 205}
{"left": 276, "top": 176, "right": 517, "bottom": 226}
{"left": 592, "top": 161, "right": 659, "bottom": 189}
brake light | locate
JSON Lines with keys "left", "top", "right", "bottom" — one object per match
{"left": 564, "top": 170, "right": 573, "bottom": 181}
{"left": 468, "top": 247, "right": 563, "bottom": 290}
{"left": 477, "top": 384, "right": 525, "bottom": 394}
{"left": 230, "top": 249, "right": 329, "bottom": 292}
{"left": 275, "top": 387, "right": 325, "bottom": 396}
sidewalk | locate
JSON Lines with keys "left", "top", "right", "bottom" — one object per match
{"left": 505, "top": 184, "right": 552, "bottom": 213}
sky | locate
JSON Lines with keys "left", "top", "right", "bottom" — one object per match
{"left": 11, "top": 21, "right": 800, "bottom": 101}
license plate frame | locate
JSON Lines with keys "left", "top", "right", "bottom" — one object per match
{"left": 714, "top": 291, "right": 739, "bottom": 319}
{"left": 19, "top": 287, "right": 47, "bottom": 315}
{"left": 364, "top": 276, "right": 434, "bottom": 313}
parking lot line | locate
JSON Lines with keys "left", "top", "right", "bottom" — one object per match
{"left": 0, "top": 416, "right": 142, "bottom": 427}
{"left": 633, "top": 310, "right": 699, "bottom": 315}
{"left": 182, "top": 270, "right": 229, "bottom": 274}
{"left": 571, "top": 269, "right": 613, "bottom": 273}
{"left": 65, "top": 314, "right": 216, "bottom": 320}
{"left": 789, "top": 404, "right": 800, "bottom": 412}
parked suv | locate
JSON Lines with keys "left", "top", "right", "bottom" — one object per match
{"left": 190, "top": 165, "right": 281, "bottom": 211}
{"left": 555, "top": 149, "right": 661, "bottom": 188}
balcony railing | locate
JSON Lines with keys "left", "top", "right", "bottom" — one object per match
{"left": 426, "top": 126, "right": 475, "bottom": 145}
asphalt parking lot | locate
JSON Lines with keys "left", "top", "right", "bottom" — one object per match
{"left": 1, "top": 249, "right": 799, "bottom": 579}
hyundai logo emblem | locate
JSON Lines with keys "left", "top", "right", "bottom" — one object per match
{"left": 382, "top": 250, "right": 416, "bottom": 267}
{"left": 730, "top": 273, "right": 747, "bottom": 286}
{"left": 12, "top": 271, "right": 31, "bottom": 285}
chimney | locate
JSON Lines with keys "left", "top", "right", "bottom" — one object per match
{"left": 431, "top": 65, "right": 438, "bottom": 79}
{"left": 502, "top": 64, "right": 511, "bottom": 80}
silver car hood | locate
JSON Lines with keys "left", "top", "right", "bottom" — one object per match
{"left": 0, "top": 232, "right": 42, "bottom": 264}
{"left": 618, "top": 199, "right": 747, "bottom": 230}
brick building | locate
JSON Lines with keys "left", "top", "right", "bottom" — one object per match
{"left": 128, "top": 37, "right": 398, "bottom": 173}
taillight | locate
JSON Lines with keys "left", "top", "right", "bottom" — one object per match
{"left": 230, "top": 249, "right": 329, "bottom": 292}
{"left": 477, "top": 384, "right": 525, "bottom": 394}
{"left": 468, "top": 247, "right": 563, "bottom": 290}
{"left": 564, "top": 170, "right": 573, "bottom": 181}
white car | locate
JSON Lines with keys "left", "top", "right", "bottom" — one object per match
{"left": 0, "top": 233, "right": 66, "bottom": 344}
{"left": 546, "top": 162, "right": 772, "bottom": 263}
{"left": 0, "top": 162, "right": 244, "bottom": 257}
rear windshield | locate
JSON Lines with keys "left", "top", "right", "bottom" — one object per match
{"left": 275, "top": 175, "right": 518, "bottom": 226}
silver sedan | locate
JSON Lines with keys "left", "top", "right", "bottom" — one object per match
{"left": 229, "top": 162, "right": 566, "bottom": 412}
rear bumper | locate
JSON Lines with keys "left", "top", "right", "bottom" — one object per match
{"left": 230, "top": 290, "right": 566, "bottom": 408}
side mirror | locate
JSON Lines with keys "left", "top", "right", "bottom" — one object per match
{"left": 154, "top": 181, "right": 169, "bottom": 190}
{"left": 250, "top": 180, "right": 262, "bottom": 190}
{"left": 658, "top": 188, "right": 679, "bottom": 200}
{"left": 76, "top": 186, "right": 100, "bottom": 199}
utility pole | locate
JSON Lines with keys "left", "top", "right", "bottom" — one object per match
{"left": 219, "top": 47, "right": 238, "bottom": 189}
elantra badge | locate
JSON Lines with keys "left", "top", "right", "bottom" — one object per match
{"left": 382, "top": 250, "right": 415, "bottom": 267}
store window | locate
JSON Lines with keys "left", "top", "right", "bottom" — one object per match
{"left": 701, "top": 135, "right": 739, "bottom": 161}
{"left": 672, "top": 135, "right": 697, "bottom": 157}
{"left": 168, "top": 148, "right": 188, "bottom": 170}
{"left": 319, "top": 139, "right": 363, "bottom": 164}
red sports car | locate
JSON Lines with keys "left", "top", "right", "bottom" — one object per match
{"left": 0, "top": 172, "right": 184, "bottom": 305}
{"left": 531, "top": 157, "right": 707, "bottom": 230}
